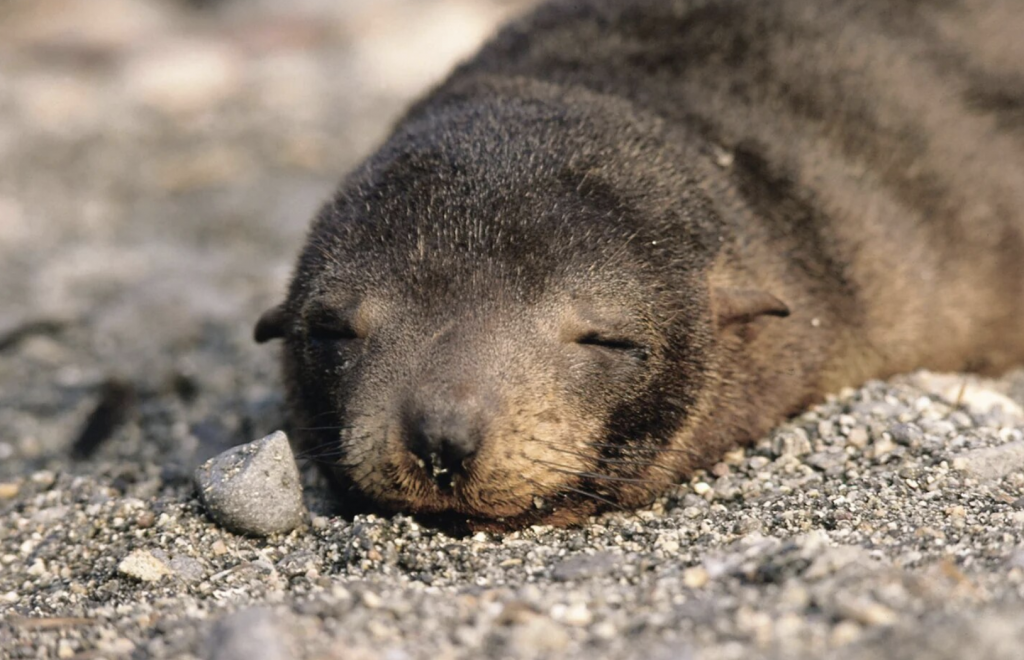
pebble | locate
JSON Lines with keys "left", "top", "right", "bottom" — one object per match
{"left": 951, "top": 441, "right": 1024, "bottom": 481}
{"left": 509, "top": 614, "right": 570, "bottom": 655}
{"left": 559, "top": 602, "right": 593, "bottom": 626}
{"left": 772, "top": 428, "right": 812, "bottom": 457}
{"left": 693, "top": 481, "right": 712, "bottom": 496}
{"left": 118, "top": 549, "right": 173, "bottom": 583}
{"left": 866, "top": 435, "right": 896, "bottom": 460}
{"left": 888, "top": 423, "right": 924, "bottom": 447}
{"left": 908, "top": 373, "right": 1024, "bottom": 418}
{"left": 204, "top": 608, "right": 290, "bottom": 660}
{"left": 847, "top": 427, "right": 870, "bottom": 449}
{"left": 194, "top": 431, "right": 307, "bottom": 537}
{"left": 830, "top": 620, "right": 863, "bottom": 646}
{"left": 806, "top": 450, "right": 846, "bottom": 473}
{"left": 552, "top": 552, "right": 620, "bottom": 581}
{"left": 835, "top": 598, "right": 899, "bottom": 627}
{"left": 683, "top": 566, "right": 709, "bottom": 588}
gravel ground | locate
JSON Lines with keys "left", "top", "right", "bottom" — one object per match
{"left": 3, "top": 1, "right": 1024, "bottom": 658}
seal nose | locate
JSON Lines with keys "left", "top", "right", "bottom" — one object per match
{"left": 403, "top": 392, "right": 487, "bottom": 489}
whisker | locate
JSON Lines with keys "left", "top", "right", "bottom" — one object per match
{"left": 295, "top": 447, "right": 347, "bottom": 460}
{"left": 303, "top": 409, "right": 347, "bottom": 423}
{"left": 586, "top": 441, "right": 702, "bottom": 456}
{"left": 550, "top": 467, "right": 656, "bottom": 486}
{"left": 522, "top": 476, "right": 625, "bottom": 512}
{"left": 296, "top": 456, "right": 360, "bottom": 471}
{"left": 517, "top": 435, "right": 698, "bottom": 458}
{"left": 538, "top": 444, "right": 679, "bottom": 478}
{"left": 532, "top": 458, "right": 656, "bottom": 485}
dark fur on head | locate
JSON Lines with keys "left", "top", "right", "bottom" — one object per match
{"left": 258, "top": 0, "right": 1024, "bottom": 529}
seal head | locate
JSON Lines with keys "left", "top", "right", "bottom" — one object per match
{"left": 256, "top": 80, "right": 790, "bottom": 529}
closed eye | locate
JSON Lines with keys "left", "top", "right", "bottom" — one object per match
{"left": 308, "top": 324, "right": 359, "bottom": 342}
{"left": 306, "top": 308, "right": 360, "bottom": 343}
{"left": 575, "top": 332, "right": 650, "bottom": 360}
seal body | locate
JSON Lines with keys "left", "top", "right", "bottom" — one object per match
{"left": 257, "top": 0, "right": 1024, "bottom": 529}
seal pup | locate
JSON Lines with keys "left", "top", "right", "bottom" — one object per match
{"left": 255, "top": 0, "right": 1024, "bottom": 529}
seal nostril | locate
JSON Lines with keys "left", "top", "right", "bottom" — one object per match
{"left": 405, "top": 419, "right": 480, "bottom": 490}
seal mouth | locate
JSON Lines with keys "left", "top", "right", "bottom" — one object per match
{"left": 376, "top": 448, "right": 620, "bottom": 529}
{"left": 408, "top": 487, "right": 604, "bottom": 532}
{"left": 318, "top": 425, "right": 633, "bottom": 531}
{"left": 413, "top": 451, "right": 460, "bottom": 491}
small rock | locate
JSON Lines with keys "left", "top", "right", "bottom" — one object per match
{"left": 803, "top": 545, "right": 871, "bottom": 580}
{"left": 118, "top": 549, "right": 172, "bottom": 583}
{"left": 30, "top": 470, "right": 56, "bottom": 487}
{"left": 867, "top": 435, "right": 896, "bottom": 460}
{"left": 722, "top": 448, "right": 746, "bottom": 465}
{"left": 559, "top": 602, "right": 592, "bottom": 626}
{"left": 497, "top": 601, "right": 541, "bottom": 625}
{"left": 277, "top": 551, "right": 319, "bottom": 578}
{"left": 908, "top": 373, "right": 1024, "bottom": 418}
{"left": 950, "top": 441, "right": 1024, "bottom": 481}
{"left": 195, "top": 431, "right": 307, "bottom": 537}
{"left": 747, "top": 456, "right": 771, "bottom": 470}
{"left": 509, "top": 614, "right": 570, "bottom": 654}
{"left": 552, "top": 552, "right": 620, "bottom": 581}
{"left": 204, "top": 608, "right": 290, "bottom": 660}
{"left": 168, "top": 555, "right": 206, "bottom": 583}
{"left": 830, "top": 620, "right": 863, "bottom": 646}
{"left": 683, "top": 566, "right": 709, "bottom": 588}
{"left": 805, "top": 451, "right": 846, "bottom": 473}
{"left": 98, "top": 639, "right": 135, "bottom": 656}
{"left": 0, "top": 482, "right": 20, "bottom": 499}
{"left": 1006, "top": 548, "right": 1024, "bottom": 570}
{"left": 772, "top": 428, "right": 812, "bottom": 457}
{"left": 846, "top": 427, "right": 870, "bottom": 449}
{"left": 835, "top": 597, "right": 898, "bottom": 627}
{"left": 57, "top": 639, "right": 75, "bottom": 659}
{"left": 888, "top": 423, "right": 924, "bottom": 447}
{"left": 710, "top": 462, "right": 731, "bottom": 477}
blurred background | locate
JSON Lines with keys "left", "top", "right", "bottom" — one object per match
{"left": 0, "top": 0, "right": 536, "bottom": 476}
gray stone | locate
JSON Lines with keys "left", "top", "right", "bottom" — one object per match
{"left": 117, "top": 549, "right": 172, "bottom": 583}
{"left": 204, "top": 608, "right": 290, "bottom": 660}
{"left": 887, "top": 423, "right": 923, "bottom": 447}
{"left": 552, "top": 551, "right": 621, "bottom": 581}
{"left": 194, "top": 431, "right": 306, "bottom": 536}
{"left": 951, "top": 441, "right": 1024, "bottom": 482}
{"left": 805, "top": 450, "right": 846, "bottom": 473}
{"left": 836, "top": 607, "right": 1024, "bottom": 660}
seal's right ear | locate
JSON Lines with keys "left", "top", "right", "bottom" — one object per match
{"left": 254, "top": 305, "right": 287, "bottom": 343}
{"left": 712, "top": 287, "right": 790, "bottom": 328}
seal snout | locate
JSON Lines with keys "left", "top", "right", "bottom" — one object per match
{"left": 402, "top": 388, "right": 491, "bottom": 490}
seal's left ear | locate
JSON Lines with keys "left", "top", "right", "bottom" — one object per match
{"left": 712, "top": 287, "right": 790, "bottom": 328}
{"left": 254, "top": 305, "right": 287, "bottom": 343}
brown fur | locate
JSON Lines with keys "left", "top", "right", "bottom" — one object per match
{"left": 257, "top": 0, "right": 1024, "bottom": 530}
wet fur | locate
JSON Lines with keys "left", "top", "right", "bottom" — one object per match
{"left": 259, "top": 0, "right": 1024, "bottom": 530}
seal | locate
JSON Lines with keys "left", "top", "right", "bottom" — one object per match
{"left": 255, "top": 0, "right": 1024, "bottom": 530}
